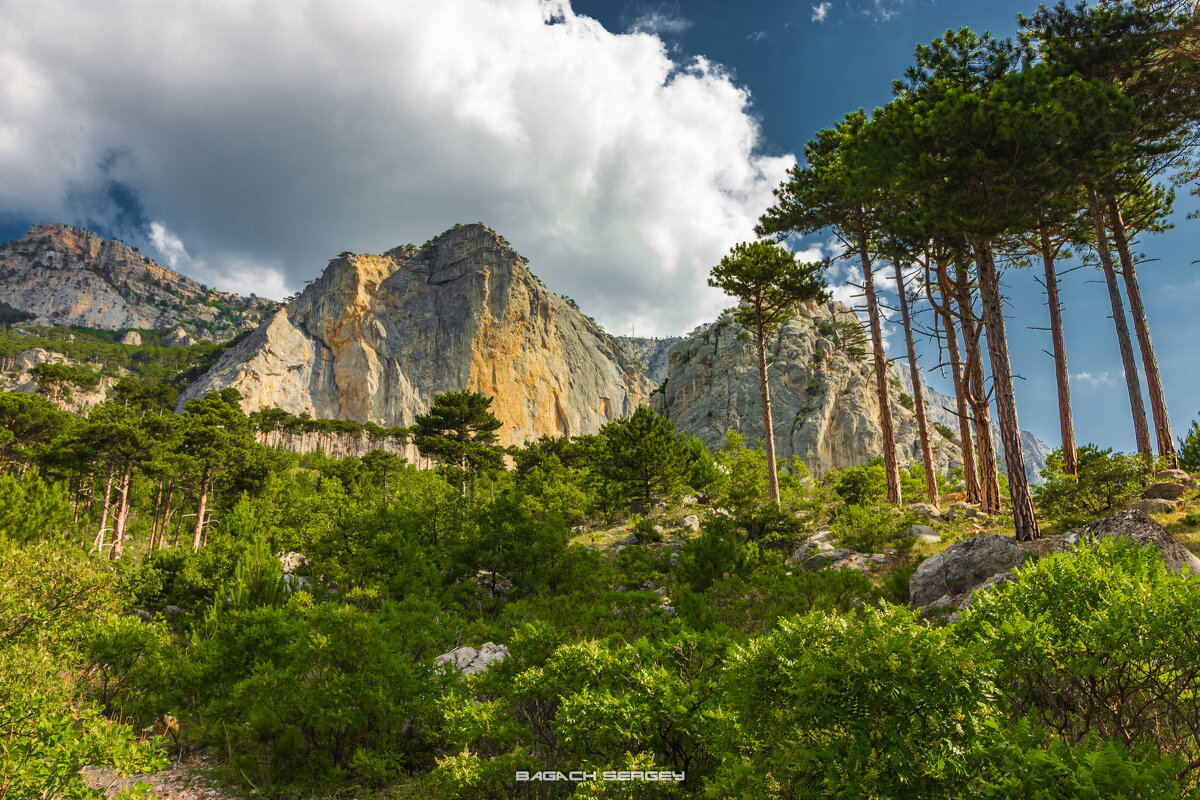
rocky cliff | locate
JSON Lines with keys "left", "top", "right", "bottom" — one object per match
{"left": 0, "top": 224, "right": 275, "bottom": 340}
{"left": 655, "top": 298, "right": 1049, "bottom": 480}
{"left": 614, "top": 336, "right": 681, "bottom": 385}
{"left": 179, "top": 224, "right": 654, "bottom": 447}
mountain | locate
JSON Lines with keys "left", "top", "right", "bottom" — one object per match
{"left": 654, "top": 298, "right": 1051, "bottom": 480}
{"left": 178, "top": 223, "right": 653, "bottom": 446}
{"left": 613, "top": 336, "right": 680, "bottom": 385}
{"left": 0, "top": 223, "right": 276, "bottom": 340}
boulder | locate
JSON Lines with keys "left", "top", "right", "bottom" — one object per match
{"left": 1045, "top": 509, "right": 1200, "bottom": 575}
{"left": 1126, "top": 498, "right": 1180, "bottom": 514}
{"left": 680, "top": 514, "right": 701, "bottom": 532}
{"left": 434, "top": 642, "right": 510, "bottom": 676}
{"left": 904, "top": 524, "right": 941, "bottom": 543}
{"left": 907, "top": 503, "right": 941, "bottom": 520}
{"left": 622, "top": 533, "right": 640, "bottom": 546}
{"left": 1156, "top": 469, "right": 1193, "bottom": 485}
{"left": 1144, "top": 483, "right": 1187, "bottom": 502}
{"left": 278, "top": 551, "right": 308, "bottom": 573}
{"left": 909, "top": 533, "right": 1026, "bottom": 609}
{"left": 163, "top": 326, "right": 197, "bottom": 347}
{"left": 796, "top": 548, "right": 894, "bottom": 573}
{"left": 118, "top": 330, "right": 142, "bottom": 346}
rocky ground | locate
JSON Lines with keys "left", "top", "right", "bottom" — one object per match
{"left": 81, "top": 751, "right": 244, "bottom": 800}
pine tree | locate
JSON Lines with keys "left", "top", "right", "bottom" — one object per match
{"left": 413, "top": 391, "right": 504, "bottom": 501}
{"left": 708, "top": 240, "right": 829, "bottom": 506}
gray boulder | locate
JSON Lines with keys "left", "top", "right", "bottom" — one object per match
{"left": 1045, "top": 509, "right": 1200, "bottom": 575}
{"left": 1156, "top": 469, "right": 1193, "bottom": 485}
{"left": 680, "top": 514, "right": 701, "bottom": 532}
{"left": 796, "top": 548, "right": 894, "bottom": 573}
{"left": 435, "top": 642, "right": 510, "bottom": 676}
{"left": 904, "top": 524, "right": 941, "bottom": 543}
{"left": 909, "top": 533, "right": 1026, "bottom": 609}
{"left": 118, "top": 330, "right": 143, "bottom": 346}
{"left": 907, "top": 503, "right": 941, "bottom": 520}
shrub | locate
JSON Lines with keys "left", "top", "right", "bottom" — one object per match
{"left": 958, "top": 538, "right": 1200, "bottom": 788}
{"left": 677, "top": 516, "right": 757, "bottom": 593}
{"left": 1034, "top": 445, "right": 1147, "bottom": 526}
{"left": 1179, "top": 416, "right": 1200, "bottom": 472}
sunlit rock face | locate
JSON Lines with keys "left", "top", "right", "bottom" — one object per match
{"left": 179, "top": 223, "right": 652, "bottom": 446}
{"left": 0, "top": 223, "right": 274, "bottom": 340}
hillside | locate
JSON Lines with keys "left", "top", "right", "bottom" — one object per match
{"left": 0, "top": 223, "right": 276, "bottom": 340}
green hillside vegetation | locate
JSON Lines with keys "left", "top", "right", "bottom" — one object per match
{"left": 4, "top": 378, "right": 1200, "bottom": 797}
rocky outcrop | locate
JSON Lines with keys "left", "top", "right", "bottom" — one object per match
{"left": 0, "top": 224, "right": 275, "bottom": 341}
{"left": 614, "top": 336, "right": 681, "bottom": 385}
{"left": 0, "top": 347, "right": 115, "bottom": 413}
{"left": 656, "top": 301, "right": 1051, "bottom": 479}
{"left": 179, "top": 224, "right": 653, "bottom": 447}
{"left": 911, "top": 510, "right": 1200, "bottom": 619}
{"left": 435, "top": 643, "right": 510, "bottom": 676}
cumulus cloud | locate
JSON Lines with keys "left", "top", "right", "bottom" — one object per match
{"left": 812, "top": 2, "right": 832, "bottom": 22}
{"left": 631, "top": 10, "right": 691, "bottom": 36}
{"left": 0, "top": 0, "right": 791, "bottom": 336}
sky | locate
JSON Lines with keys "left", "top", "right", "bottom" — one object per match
{"left": 0, "top": 0, "right": 1196, "bottom": 455}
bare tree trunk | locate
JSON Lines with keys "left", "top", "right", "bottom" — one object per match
{"left": 1106, "top": 194, "right": 1176, "bottom": 467}
{"left": 756, "top": 306, "right": 782, "bottom": 506}
{"left": 108, "top": 463, "right": 133, "bottom": 561}
{"left": 156, "top": 489, "right": 174, "bottom": 552}
{"left": 1040, "top": 227, "right": 1078, "bottom": 476}
{"left": 972, "top": 241, "right": 1039, "bottom": 542}
{"left": 1088, "top": 187, "right": 1153, "bottom": 458}
{"left": 955, "top": 261, "right": 1002, "bottom": 514}
{"left": 856, "top": 216, "right": 901, "bottom": 505}
{"left": 149, "top": 480, "right": 164, "bottom": 551}
{"left": 92, "top": 469, "right": 116, "bottom": 554}
{"left": 895, "top": 261, "right": 938, "bottom": 507}
{"left": 931, "top": 260, "right": 981, "bottom": 504}
{"left": 192, "top": 467, "right": 211, "bottom": 551}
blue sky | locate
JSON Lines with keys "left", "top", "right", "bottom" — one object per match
{"left": 0, "top": 0, "right": 1195, "bottom": 456}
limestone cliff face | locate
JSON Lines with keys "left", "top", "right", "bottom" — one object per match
{"left": 654, "top": 300, "right": 964, "bottom": 478}
{"left": 614, "top": 336, "right": 681, "bottom": 385}
{"left": 178, "top": 224, "right": 653, "bottom": 447}
{"left": 0, "top": 224, "right": 275, "bottom": 340}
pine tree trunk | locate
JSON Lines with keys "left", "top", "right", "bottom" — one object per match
{"left": 1040, "top": 228, "right": 1078, "bottom": 476}
{"left": 192, "top": 467, "right": 211, "bottom": 551}
{"left": 93, "top": 469, "right": 116, "bottom": 554}
{"left": 972, "top": 242, "right": 1039, "bottom": 541}
{"left": 1088, "top": 187, "right": 1153, "bottom": 458}
{"left": 895, "top": 260, "right": 938, "bottom": 507}
{"left": 1105, "top": 194, "right": 1176, "bottom": 467}
{"left": 756, "top": 306, "right": 782, "bottom": 506}
{"left": 108, "top": 462, "right": 133, "bottom": 561}
{"left": 156, "top": 489, "right": 174, "bottom": 552}
{"left": 955, "top": 261, "right": 1002, "bottom": 514}
{"left": 149, "top": 480, "right": 164, "bottom": 551}
{"left": 856, "top": 216, "right": 901, "bottom": 505}
{"left": 932, "top": 260, "right": 981, "bottom": 504}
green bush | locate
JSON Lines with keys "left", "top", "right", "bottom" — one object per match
{"left": 1034, "top": 445, "right": 1148, "bottom": 526}
{"left": 676, "top": 516, "right": 757, "bottom": 593}
{"left": 958, "top": 538, "right": 1200, "bottom": 788}
{"left": 1179, "top": 416, "right": 1200, "bottom": 472}
{"left": 831, "top": 502, "right": 916, "bottom": 555}
{"left": 828, "top": 458, "right": 888, "bottom": 507}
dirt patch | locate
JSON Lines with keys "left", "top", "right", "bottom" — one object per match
{"left": 81, "top": 751, "right": 244, "bottom": 800}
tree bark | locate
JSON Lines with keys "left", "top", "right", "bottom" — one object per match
{"left": 895, "top": 260, "right": 939, "bottom": 507}
{"left": 955, "top": 261, "right": 1002, "bottom": 514}
{"left": 972, "top": 241, "right": 1040, "bottom": 542}
{"left": 856, "top": 215, "right": 901, "bottom": 505}
{"left": 192, "top": 466, "right": 211, "bottom": 551}
{"left": 1106, "top": 194, "right": 1176, "bottom": 467}
{"left": 93, "top": 469, "right": 115, "bottom": 554}
{"left": 1088, "top": 187, "right": 1153, "bottom": 458}
{"left": 756, "top": 305, "right": 782, "bottom": 506}
{"left": 1040, "top": 227, "right": 1078, "bottom": 476}
{"left": 108, "top": 462, "right": 133, "bottom": 561}
{"left": 932, "top": 260, "right": 981, "bottom": 504}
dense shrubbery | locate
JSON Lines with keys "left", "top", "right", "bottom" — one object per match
{"left": 1035, "top": 444, "right": 1151, "bottom": 526}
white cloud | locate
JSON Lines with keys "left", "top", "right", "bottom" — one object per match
{"left": 0, "top": 0, "right": 790, "bottom": 336}
{"left": 1073, "top": 371, "right": 1119, "bottom": 388}
{"left": 631, "top": 11, "right": 691, "bottom": 36}
{"left": 746, "top": 30, "right": 768, "bottom": 42}
{"left": 812, "top": 2, "right": 832, "bottom": 22}
{"left": 149, "top": 221, "right": 288, "bottom": 300}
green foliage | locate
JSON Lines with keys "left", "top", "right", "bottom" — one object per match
{"left": 413, "top": 391, "right": 503, "bottom": 498}
{"left": 676, "top": 516, "right": 757, "bottom": 593}
{"left": 0, "top": 469, "right": 72, "bottom": 544}
{"left": 715, "top": 605, "right": 998, "bottom": 799}
{"left": 933, "top": 421, "right": 957, "bottom": 440}
{"left": 831, "top": 502, "right": 917, "bottom": 555}
{"left": 1034, "top": 445, "right": 1148, "bottom": 526}
{"left": 599, "top": 405, "right": 687, "bottom": 509}
{"left": 828, "top": 457, "right": 888, "bottom": 507}
{"left": 1179, "top": 415, "right": 1200, "bottom": 472}
{"left": 959, "top": 538, "right": 1200, "bottom": 784}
